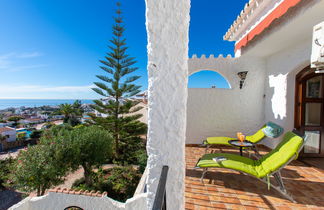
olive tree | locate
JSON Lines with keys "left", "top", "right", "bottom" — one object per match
{"left": 69, "top": 126, "right": 113, "bottom": 186}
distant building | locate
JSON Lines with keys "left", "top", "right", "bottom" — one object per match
{"left": 20, "top": 118, "right": 45, "bottom": 125}
{"left": 136, "top": 91, "right": 148, "bottom": 103}
{"left": 0, "top": 127, "right": 16, "bottom": 142}
{"left": 51, "top": 115, "right": 64, "bottom": 120}
{"left": 94, "top": 97, "right": 148, "bottom": 124}
{"left": 0, "top": 121, "right": 15, "bottom": 128}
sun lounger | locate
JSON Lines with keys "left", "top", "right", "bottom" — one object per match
{"left": 195, "top": 131, "right": 307, "bottom": 202}
{"left": 202, "top": 122, "right": 283, "bottom": 154}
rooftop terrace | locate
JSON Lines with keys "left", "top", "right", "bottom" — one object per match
{"left": 185, "top": 146, "right": 324, "bottom": 210}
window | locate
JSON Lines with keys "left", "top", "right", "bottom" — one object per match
{"left": 188, "top": 70, "right": 230, "bottom": 89}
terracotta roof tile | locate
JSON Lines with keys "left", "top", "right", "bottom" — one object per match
{"left": 48, "top": 187, "right": 108, "bottom": 197}
{"left": 0, "top": 127, "right": 15, "bottom": 133}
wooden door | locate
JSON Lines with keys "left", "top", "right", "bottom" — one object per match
{"left": 295, "top": 67, "right": 324, "bottom": 157}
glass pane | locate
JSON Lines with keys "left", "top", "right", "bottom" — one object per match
{"left": 306, "top": 76, "right": 322, "bottom": 98}
{"left": 305, "top": 103, "right": 321, "bottom": 126}
{"left": 304, "top": 131, "right": 320, "bottom": 153}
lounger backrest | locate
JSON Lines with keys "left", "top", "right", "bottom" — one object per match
{"left": 246, "top": 126, "right": 266, "bottom": 143}
{"left": 254, "top": 131, "right": 303, "bottom": 178}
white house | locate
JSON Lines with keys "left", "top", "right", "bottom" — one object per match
{"left": 0, "top": 126, "right": 16, "bottom": 142}
{"left": 9, "top": 0, "right": 324, "bottom": 209}
{"left": 0, "top": 121, "right": 15, "bottom": 128}
{"left": 19, "top": 118, "right": 45, "bottom": 126}
{"left": 94, "top": 97, "right": 148, "bottom": 124}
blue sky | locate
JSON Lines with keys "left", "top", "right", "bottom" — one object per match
{"left": 0, "top": 0, "right": 247, "bottom": 99}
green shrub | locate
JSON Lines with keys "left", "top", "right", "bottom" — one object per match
{"left": 0, "top": 158, "right": 15, "bottom": 190}
{"left": 135, "top": 149, "right": 147, "bottom": 173}
{"left": 72, "top": 166, "right": 141, "bottom": 202}
{"left": 71, "top": 177, "right": 97, "bottom": 192}
{"left": 14, "top": 145, "right": 70, "bottom": 196}
{"left": 71, "top": 177, "right": 85, "bottom": 189}
{"left": 30, "top": 130, "right": 43, "bottom": 139}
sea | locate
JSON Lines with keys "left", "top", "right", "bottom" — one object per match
{"left": 0, "top": 99, "right": 95, "bottom": 110}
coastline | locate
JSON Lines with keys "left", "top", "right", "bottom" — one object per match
{"left": 0, "top": 99, "right": 94, "bottom": 110}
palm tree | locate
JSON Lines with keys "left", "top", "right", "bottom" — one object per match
{"left": 58, "top": 104, "right": 74, "bottom": 124}
{"left": 58, "top": 101, "right": 84, "bottom": 126}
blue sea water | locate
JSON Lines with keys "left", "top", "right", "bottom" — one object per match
{"left": 0, "top": 99, "right": 94, "bottom": 110}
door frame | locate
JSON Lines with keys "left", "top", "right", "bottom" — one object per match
{"left": 295, "top": 66, "right": 324, "bottom": 157}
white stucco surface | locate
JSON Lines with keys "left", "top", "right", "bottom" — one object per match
{"left": 263, "top": 39, "right": 311, "bottom": 148}
{"left": 9, "top": 193, "right": 147, "bottom": 210}
{"left": 145, "top": 0, "right": 190, "bottom": 209}
{"left": 186, "top": 39, "right": 313, "bottom": 149}
{"left": 186, "top": 39, "right": 312, "bottom": 148}
{"left": 186, "top": 55, "right": 266, "bottom": 144}
{"left": 0, "top": 129, "right": 16, "bottom": 142}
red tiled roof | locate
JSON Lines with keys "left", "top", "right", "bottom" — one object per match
{"left": 0, "top": 127, "right": 15, "bottom": 133}
{"left": 48, "top": 187, "right": 108, "bottom": 197}
{"left": 24, "top": 118, "right": 43, "bottom": 122}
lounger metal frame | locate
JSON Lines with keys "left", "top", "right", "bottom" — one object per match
{"left": 195, "top": 131, "right": 308, "bottom": 203}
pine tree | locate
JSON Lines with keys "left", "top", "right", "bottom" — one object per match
{"left": 90, "top": 2, "right": 147, "bottom": 162}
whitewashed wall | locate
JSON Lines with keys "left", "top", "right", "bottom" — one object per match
{"left": 186, "top": 40, "right": 312, "bottom": 147}
{"left": 145, "top": 0, "right": 190, "bottom": 209}
{"left": 186, "top": 55, "right": 266, "bottom": 144}
{"left": 9, "top": 193, "right": 147, "bottom": 210}
{"left": 1, "top": 129, "right": 16, "bottom": 142}
{"left": 264, "top": 39, "right": 311, "bottom": 148}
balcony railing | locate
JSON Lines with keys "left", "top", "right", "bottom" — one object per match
{"left": 152, "top": 165, "right": 169, "bottom": 210}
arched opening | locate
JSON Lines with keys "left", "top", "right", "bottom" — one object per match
{"left": 64, "top": 206, "right": 84, "bottom": 210}
{"left": 188, "top": 70, "right": 231, "bottom": 89}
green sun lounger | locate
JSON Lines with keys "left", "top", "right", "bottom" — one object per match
{"left": 204, "top": 128, "right": 266, "bottom": 145}
{"left": 195, "top": 131, "right": 307, "bottom": 202}
{"left": 202, "top": 127, "right": 266, "bottom": 154}
{"left": 202, "top": 122, "right": 283, "bottom": 154}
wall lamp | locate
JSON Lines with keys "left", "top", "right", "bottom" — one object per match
{"left": 237, "top": 71, "right": 248, "bottom": 89}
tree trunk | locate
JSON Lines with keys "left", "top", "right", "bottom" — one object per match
{"left": 40, "top": 186, "right": 46, "bottom": 196}
{"left": 82, "top": 164, "right": 92, "bottom": 187}
{"left": 114, "top": 133, "right": 119, "bottom": 158}
{"left": 37, "top": 186, "right": 41, "bottom": 196}
{"left": 114, "top": 99, "right": 119, "bottom": 158}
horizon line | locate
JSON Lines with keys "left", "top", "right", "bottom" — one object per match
{"left": 0, "top": 98, "right": 98, "bottom": 100}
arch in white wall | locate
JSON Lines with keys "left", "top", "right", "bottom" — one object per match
{"left": 188, "top": 70, "right": 231, "bottom": 88}
{"left": 188, "top": 55, "right": 252, "bottom": 91}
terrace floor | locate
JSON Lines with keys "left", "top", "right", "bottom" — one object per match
{"left": 185, "top": 146, "right": 324, "bottom": 210}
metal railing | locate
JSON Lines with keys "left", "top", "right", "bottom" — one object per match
{"left": 152, "top": 165, "right": 169, "bottom": 210}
